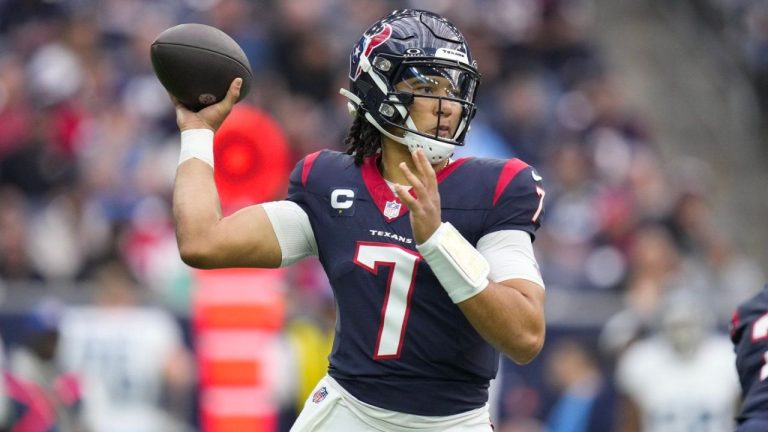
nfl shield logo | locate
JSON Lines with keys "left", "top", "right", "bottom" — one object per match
{"left": 312, "top": 386, "right": 328, "bottom": 404}
{"left": 384, "top": 200, "right": 401, "bottom": 219}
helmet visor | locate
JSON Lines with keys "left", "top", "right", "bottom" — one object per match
{"left": 396, "top": 65, "right": 479, "bottom": 104}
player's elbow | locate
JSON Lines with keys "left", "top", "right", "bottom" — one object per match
{"left": 178, "top": 238, "right": 216, "bottom": 269}
{"left": 506, "top": 329, "right": 545, "bottom": 365}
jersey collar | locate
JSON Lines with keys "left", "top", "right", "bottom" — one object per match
{"left": 360, "top": 154, "right": 469, "bottom": 222}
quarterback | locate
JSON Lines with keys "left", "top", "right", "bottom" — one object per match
{"left": 170, "top": 9, "right": 546, "bottom": 431}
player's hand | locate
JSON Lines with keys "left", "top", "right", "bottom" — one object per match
{"left": 394, "top": 149, "right": 442, "bottom": 244}
{"left": 172, "top": 78, "right": 242, "bottom": 132}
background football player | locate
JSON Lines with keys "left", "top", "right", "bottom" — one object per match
{"left": 616, "top": 288, "right": 740, "bottom": 432}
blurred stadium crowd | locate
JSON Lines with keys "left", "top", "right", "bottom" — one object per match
{"left": 684, "top": 0, "right": 768, "bottom": 117}
{"left": 0, "top": 0, "right": 766, "bottom": 431}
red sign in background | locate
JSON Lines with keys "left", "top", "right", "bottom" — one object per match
{"left": 194, "top": 104, "right": 291, "bottom": 432}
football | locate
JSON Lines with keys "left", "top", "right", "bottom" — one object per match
{"left": 150, "top": 23, "right": 252, "bottom": 112}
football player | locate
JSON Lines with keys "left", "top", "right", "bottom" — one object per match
{"left": 170, "top": 9, "right": 546, "bottom": 431}
{"left": 616, "top": 289, "right": 740, "bottom": 432}
{"left": 731, "top": 284, "right": 768, "bottom": 431}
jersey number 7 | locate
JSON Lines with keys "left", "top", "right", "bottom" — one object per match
{"left": 354, "top": 242, "right": 421, "bottom": 360}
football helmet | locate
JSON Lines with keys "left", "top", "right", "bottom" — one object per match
{"left": 341, "top": 9, "right": 481, "bottom": 163}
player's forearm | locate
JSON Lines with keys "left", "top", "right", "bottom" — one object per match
{"left": 173, "top": 159, "right": 224, "bottom": 267}
{"left": 414, "top": 222, "right": 546, "bottom": 362}
{"left": 457, "top": 279, "right": 545, "bottom": 364}
{"left": 172, "top": 128, "right": 283, "bottom": 269}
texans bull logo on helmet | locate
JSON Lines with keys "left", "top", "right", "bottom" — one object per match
{"left": 350, "top": 23, "right": 393, "bottom": 81}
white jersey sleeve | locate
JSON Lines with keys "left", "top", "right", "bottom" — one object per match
{"left": 262, "top": 200, "right": 318, "bottom": 267}
{"left": 476, "top": 230, "right": 544, "bottom": 289}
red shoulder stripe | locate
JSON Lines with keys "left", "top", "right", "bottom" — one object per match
{"left": 493, "top": 158, "right": 529, "bottom": 207}
{"left": 730, "top": 310, "right": 741, "bottom": 340}
{"left": 301, "top": 151, "right": 322, "bottom": 187}
{"left": 437, "top": 157, "right": 470, "bottom": 182}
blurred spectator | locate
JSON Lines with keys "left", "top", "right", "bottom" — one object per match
{"left": 7, "top": 298, "right": 85, "bottom": 431}
{"left": 495, "top": 364, "right": 545, "bottom": 432}
{"left": 0, "top": 186, "right": 43, "bottom": 283}
{"left": 664, "top": 186, "right": 765, "bottom": 320}
{"left": 118, "top": 196, "right": 189, "bottom": 307}
{"left": 27, "top": 187, "right": 112, "bottom": 282}
{"left": 531, "top": 0, "right": 601, "bottom": 88}
{"left": 745, "top": 3, "right": 768, "bottom": 117}
{"left": 57, "top": 258, "right": 194, "bottom": 432}
{"left": 489, "top": 70, "right": 556, "bottom": 166}
{"left": 706, "top": 234, "right": 765, "bottom": 321}
{"left": 543, "top": 338, "right": 614, "bottom": 432}
{"left": 681, "top": 0, "right": 768, "bottom": 119}
{"left": 535, "top": 141, "right": 601, "bottom": 292}
{"left": 599, "top": 223, "right": 712, "bottom": 357}
{"left": 0, "top": 0, "right": 66, "bottom": 57}
{"left": 614, "top": 288, "right": 740, "bottom": 432}
{"left": 0, "top": 53, "right": 34, "bottom": 161}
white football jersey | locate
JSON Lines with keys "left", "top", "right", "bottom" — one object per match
{"left": 616, "top": 335, "right": 740, "bottom": 432}
{"left": 58, "top": 306, "right": 184, "bottom": 432}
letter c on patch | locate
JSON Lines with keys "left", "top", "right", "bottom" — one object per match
{"left": 331, "top": 189, "right": 355, "bottom": 209}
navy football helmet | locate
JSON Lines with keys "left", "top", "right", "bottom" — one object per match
{"left": 340, "top": 9, "right": 481, "bottom": 163}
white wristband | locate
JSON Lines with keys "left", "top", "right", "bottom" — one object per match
{"left": 179, "top": 129, "right": 214, "bottom": 168}
{"left": 416, "top": 222, "right": 490, "bottom": 303}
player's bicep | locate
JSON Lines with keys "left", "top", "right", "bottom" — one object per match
{"left": 207, "top": 201, "right": 318, "bottom": 268}
{"left": 201, "top": 204, "right": 283, "bottom": 268}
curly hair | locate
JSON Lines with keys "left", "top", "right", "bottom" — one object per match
{"left": 344, "top": 113, "right": 382, "bottom": 166}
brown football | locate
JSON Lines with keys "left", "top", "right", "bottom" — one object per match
{"left": 150, "top": 23, "right": 252, "bottom": 112}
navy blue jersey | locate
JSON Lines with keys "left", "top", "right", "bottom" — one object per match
{"left": 737, "top": 417, "right": 768, "bottom": 432}
{"left": 287, "top": 150, "right": 543, "bottom": 416}
{"left": 731, "top": 285, "right": 768, "bottom": 424}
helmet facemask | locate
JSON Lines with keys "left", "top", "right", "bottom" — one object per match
{"left": 387, "top": 61, "right": 480, "bottom": 161}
